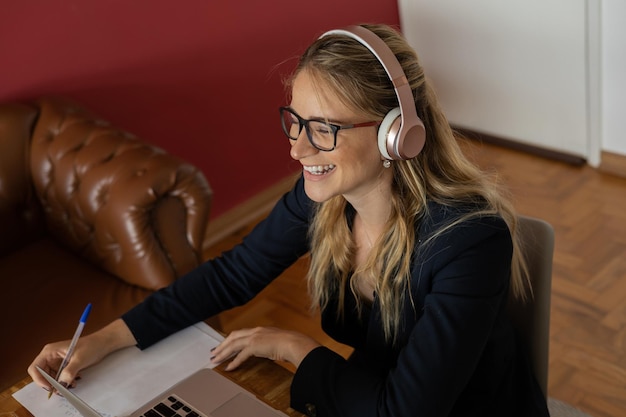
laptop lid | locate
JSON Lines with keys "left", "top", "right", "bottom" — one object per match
{"left": 37, "top": 365, "right": 286, "bottom": 417}
{"left": 37, "top": 366, "right": 102, "bottom": 417}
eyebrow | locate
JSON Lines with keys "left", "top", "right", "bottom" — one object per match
{"left": 313, "top": 116, "right": 347, "bottom": 125}
{"left": 287, "top": 106, "right": 349, "bottom": 126}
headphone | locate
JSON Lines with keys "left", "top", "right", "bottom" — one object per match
{"left": 320, "top": 25, "right": 426, "bottom": 160}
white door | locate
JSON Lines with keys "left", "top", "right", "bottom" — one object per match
{"left": 398, "top": 0, "right": 591, "bottom": 159}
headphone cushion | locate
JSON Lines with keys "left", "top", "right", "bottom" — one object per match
{"left": 378, "top": 107, "right": 402, "bottom": 160}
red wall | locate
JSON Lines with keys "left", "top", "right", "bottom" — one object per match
{"left": 0, "top": 1, "right": 400, "bottom": 218}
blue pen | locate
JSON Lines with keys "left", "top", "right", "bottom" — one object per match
{"left": 48, "top": 303, "right": 92, "bottom": 399}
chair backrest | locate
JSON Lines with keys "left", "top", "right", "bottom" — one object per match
{"left": 507, "top": 215, "right": 554, "bottom": 398}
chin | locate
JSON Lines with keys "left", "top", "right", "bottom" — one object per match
{"left": 303, "top": 182, "right": 334, "bottom": 203}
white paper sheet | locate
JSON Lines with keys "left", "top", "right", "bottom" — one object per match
{"left": 13, "top": 322, "right": 223, "bottom": 417}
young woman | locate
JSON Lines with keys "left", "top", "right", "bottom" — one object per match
{"left": 29, "top": 24, "right": 549, "bottom": 416}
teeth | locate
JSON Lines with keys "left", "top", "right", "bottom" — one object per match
{"left": 304, "top": 164, "right": 335, "bottom": 175}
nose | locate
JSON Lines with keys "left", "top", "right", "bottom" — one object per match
{"left": 289, "top": 129, "right": 318, "bottom": 161}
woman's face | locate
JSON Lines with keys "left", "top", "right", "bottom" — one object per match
{"left": 288, "top": 70, "right": 392, "bottom": 206}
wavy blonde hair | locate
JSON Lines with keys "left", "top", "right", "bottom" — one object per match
{"left": 289, "top": 24, "right": 529, "bottom": 342}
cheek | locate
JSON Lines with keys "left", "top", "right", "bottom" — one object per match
{"left": 355, "top": 140, "right": 384, "bottom": 171}
{"left": 339, "top": 151, "right": 383, "bottom": 184}
{"left": 343, "top": 133, "right": 380, "bottom": 161}
{"left": 330, "top": 131, "right": 382, "bottom": 179}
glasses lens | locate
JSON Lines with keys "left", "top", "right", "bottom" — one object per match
{"left": 279, "top": 108, "right": 336, "bottom": 151}
{"left": 280, "top": 109, "right": 300, "bottom": 140}
{"left": 307, "top": 121, "right": 335, "bottom": 151}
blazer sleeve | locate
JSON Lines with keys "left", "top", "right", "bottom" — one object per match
{"left": 290, "top": 215, "right": 513, "bottom": 417}
{"left": 122, "top": 176, "right": 311, "bottom": 348}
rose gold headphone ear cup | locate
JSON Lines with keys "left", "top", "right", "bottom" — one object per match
{"left": 320, "top": 26, "right": 427, "bottom": 160}
{"left": 378, "top": 107, "right": 401, "bottom": 160}
{"left": 398, "top": 123, "right": 426, "bottom": 160}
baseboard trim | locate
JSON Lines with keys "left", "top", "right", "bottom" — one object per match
{"left": 454, "top": 127, "right": 587, "bottom": 166}
{"left": 599, "top": 151, "right": 626, "bottom": 179}
{"left": 203, "top": 173, "right": 300, "bottom": 251}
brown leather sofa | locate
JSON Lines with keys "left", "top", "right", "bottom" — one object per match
{"left": 0, "top": 97, "right": 212, "bottom": 391}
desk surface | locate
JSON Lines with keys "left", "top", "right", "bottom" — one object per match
{"left": 0, "top": 358, "right": 304, "bottom": 417}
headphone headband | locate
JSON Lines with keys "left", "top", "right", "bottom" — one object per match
{"left": 319, "top": 25, "right": 425, "bottom": 160}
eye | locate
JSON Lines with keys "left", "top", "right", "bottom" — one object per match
{"left": 311, "top": 122, "right": 333, "bottom": 135}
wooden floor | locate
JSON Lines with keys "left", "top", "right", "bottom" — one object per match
{"left": 206, "top": 139, "right": 626, "bottom": 417}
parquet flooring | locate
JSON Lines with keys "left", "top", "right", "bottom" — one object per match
{"left": 206, "top": 139, "right": 626, "bottom": 417}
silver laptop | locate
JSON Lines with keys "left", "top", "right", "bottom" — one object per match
{"left": 37, "top": 366, "right": 286, "bottom": 417}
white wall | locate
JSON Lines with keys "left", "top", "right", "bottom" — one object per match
{"left": 399, "top": 0, "right": 590, "bottom": 158}
{"left": 602, "top": 0, "right": 626, "bottom": 156}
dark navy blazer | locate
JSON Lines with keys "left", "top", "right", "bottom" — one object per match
{"left": 123, "top": 176, "right": 549, "bottom": 417}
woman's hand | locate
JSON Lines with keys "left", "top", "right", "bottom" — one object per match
{"left": 210, "top": 327, "right": 320, "bottom": 371}
{"left": 27, "top": 319, "right": 136, "bottom": 391}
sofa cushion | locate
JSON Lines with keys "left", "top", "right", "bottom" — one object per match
{"left": 0, "top": 237, "right": 152, "bottom": 391}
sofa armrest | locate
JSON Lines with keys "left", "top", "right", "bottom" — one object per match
{"left": 0, "top": 102, "right": 45, "bottom": 256}
{"left": 28, "top": 97, "right": 212, "bottom": 290}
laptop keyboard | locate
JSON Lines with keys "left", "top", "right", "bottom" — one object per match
{"left": 139, "top": 394, "right": 204, "bottom": 417}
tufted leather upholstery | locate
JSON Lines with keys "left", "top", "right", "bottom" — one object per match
{"left": 0, "top": 97, "right": 212, "bottom": 390}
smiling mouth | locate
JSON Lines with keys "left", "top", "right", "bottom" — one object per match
{"left": 303, "top": 164, "right": 336, "bottom": 175}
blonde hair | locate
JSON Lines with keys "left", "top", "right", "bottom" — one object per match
{"left": 290, "top": 24, "right": 529, "bottom": 342}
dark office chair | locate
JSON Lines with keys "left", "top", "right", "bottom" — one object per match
{"left": 508, "top": 215, "right": 555, "bottom": 398}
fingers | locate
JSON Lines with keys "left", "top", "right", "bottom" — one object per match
{"left": 210, "top": 327, "right": 260, "bottom": 369}
{"left": 28, "top": 321, "right": 134, "bottom": 393}
{"left": 27, "top": 341, "right": 84, "bottom": 391}
{"left": 57, "top": 361, "right": 82, "bottom": 388}
{"left": 28, "top": 363, "right": 54, "bottom": 391}
{"left": 28, "top": 343, "right": 67, "bottom": 390}
{"left": 210, "top": 327, "right": 320, "bottom": 371}
{"left": 224, "top": 348, "right": 255, "bottom": 372}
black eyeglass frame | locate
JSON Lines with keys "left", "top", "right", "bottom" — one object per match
{"left": 279, "top": 106, "right": 380, "bottom": 152}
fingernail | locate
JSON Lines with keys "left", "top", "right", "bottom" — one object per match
{"left": 210, "top": 356, "right": 216, "bottom": 361}
{"left": 59, "top": 381, "right": 69, "bottom": 389}
{"left": 210, "top": 347, "right": 216, "bottom": 352}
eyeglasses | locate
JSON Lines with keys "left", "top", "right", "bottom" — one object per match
{"left": 279, "top": 107, "right": 380, "bottom": 152}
